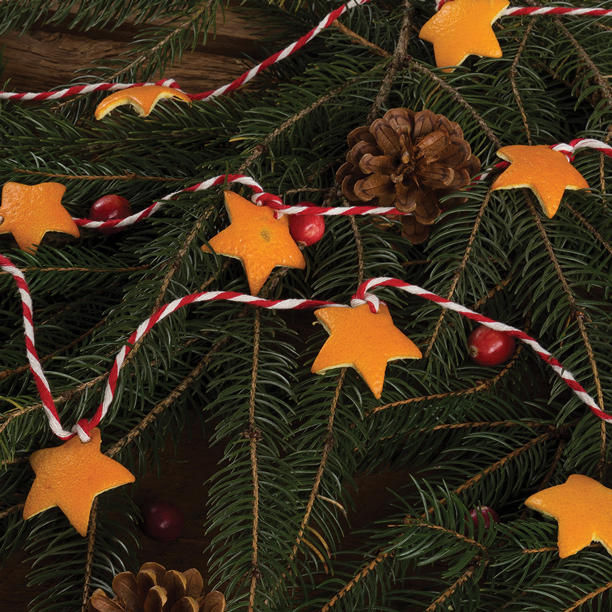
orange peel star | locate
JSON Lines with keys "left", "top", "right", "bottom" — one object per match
{"left": 419, "top": 0, "right": 509, "bottom": 72}
{"left": 491, "top": 145, "right": 589, "bottom": 218}
{"left": 311, "top": 303, "right": 422, "bottom": 398}
{"left": 202, "top": 191, "right": 306, "bottom": 295}
{"left": 95, "top": 85, "right": 191, "bottom": 119}
{"left": 525, "top": 474, "right": 612, "bottom": 558}
{"left": 23, "top": 428, "right": 135, "bottom": 536}
{"left": 0, "top": 182, "right": 80, "bottom": 253}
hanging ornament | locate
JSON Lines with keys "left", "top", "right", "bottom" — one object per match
{"left": 418, "top": 0, "right": 509, "bottom": 71}
{"left": 336, "top": 108, "right": 480, "bottom": 244}
{"left": 88, "top": 562, "right": 226, "bottom": 612}
{"left": 525, "top": 475, "right": 612, "bottom": 558}
{"left": 202, "top": 191, "right": 306, "bottom": 295}
{"left": 0, "top": 182, "right": 80, "bottom": 253}
{"left": 141, "top": 500, "right": 185, "bottom": 542}
{"left": 94, "top": 85, "right": 191, "bottom": 119}
{"left": 23, "top": 428, "right": 135, "bottom": 536}
{"left": 469, "top": 505, "right": 499, "bottom": 529}
{"left": 491, "top": 145, "right": 590, "bottom": 218}
{"left": 311, "top": 302, "right": 422, "bottom": 398}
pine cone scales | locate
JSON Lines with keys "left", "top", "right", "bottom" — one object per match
{"left": 88, "top": 562, "right": 225, "bottom": 612}
{"left": 336, "top": 108, "right": 480, "bottom": 243}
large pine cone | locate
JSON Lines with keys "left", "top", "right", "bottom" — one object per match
{"left": 88, "top": 562, "right": 225, "bottom": 612}
{"left": 336, "top": 108, "right": 480, "bottom": 243}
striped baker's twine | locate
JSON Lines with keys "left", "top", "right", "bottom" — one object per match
{"left": 0, "top": 0, "right": 371, "bottom": 104}
{"left": 435, "top": 0, "right": 612, "bottom": 15}
{"left": 353, "top": 277, "right": 610, "bottom": 423}
{"left": 73, "top": 138, "right": 611, "bottom": 230}
{"left": 2, "top": 253, "right": 608, "bottom": 440}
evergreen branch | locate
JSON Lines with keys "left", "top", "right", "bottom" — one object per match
{"left": 320, "top": 550, "right": 392, "bottom": 611}
{"left": 370, "top": 338, "right": 523, "bottom": 415}
{"left": 408, "top": 61, "right": 502, "bottom": 147}
{"left": 349, "top": 216, "right": 365, "bottom": 285}
{"left": 13, "top": 168, "right": 183, "bottom": 182}
{"left": 564, "top": 202, "right": 612, "bottom": 256}
{"left": 564, "top": 580, "right": 612, "bottom": 611}
{"left": 333, "top": 21, "right": 390, "bottom": 57}
{"left": 425, "top": 190, "right": 493, "bottom": 357}
{"left": 248, "top": 310, "right": 261, "bottom": 612}
{"left": 425, "top": 562, "right": 480, "bottom": 612}
{"left": 402, "top": 519, "right": 487, "bottom": 553}
{"left": 451, "top": 430, "right": 555, "bottom": 499}
{"left": 108, "top": 0, "right": 211, "bottom": 82}
{"left": 425, "top": 419, "right": 548, "bottom": 433}
{"left": 107, "top": 339, "right": 225, "bottom": 457}
{"left": 553, "top": 19, "right": 612, "bottom": 111}
{"left": 367, "top": 0, "right": 412, "bottom": 123}
{"left": 521, "top": 546, "right": 558, "bottom": 554}
{"left": 0, "top": 503, "right": 23, "bottom": 520}
{"left": 510, "top": 21, "right": 537, "bottom": 145}
{"left": 0, "top": 317, "right": 106, "bottom": 381}
{"left": 288, "top": 369, "right": 345, "bottom": 563}
{"left": 80, "top": 500, "right": 98, "bottom": 612}
{"left": 471, "top": 271, "right": 513, "bottom": 310}
{"left": 526, "top": 196, "right": 605, "bottom": 414}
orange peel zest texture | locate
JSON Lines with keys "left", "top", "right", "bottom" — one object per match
{"left": 95, "top": 85, "right": 191, "bottom": 119}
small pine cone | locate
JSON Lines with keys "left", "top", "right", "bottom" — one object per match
{"left": 88, "top": 562, "right": 225, "bottom": 612}
{"left": 336, "top": 108, "right": 480, "bottom": 243}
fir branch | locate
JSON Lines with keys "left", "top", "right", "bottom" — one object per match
{"left": 408, "top": 61, "right": 502, "bottom": 148}
{"left": 425, "top": 189, "right": 493, "bottom": 357}
{"left": 80, "top": 500, "right": 98, "bottom": 612}
{"left": 402, "top": 519, "right": 487, "bottom": 554}
{"left": 13, "top": 168, "right": 183, "bottom": 182}
{"left": 564, "top": 580, "right": 612, "bottom": 611}
{"left": 425, "top": 563, "right": 480, "bottom": 612}
{"left": 0, "top": 503, "right": 23, "bottom": 520}
{"left": 333, "top": 21, "right": 389, "bottom": 58}
{"left": 510, "top": 21, "right": 537, "bottom": 145}
{"left": 471, "top": 271, "right": 513, "bottom": 310}
{"left": 565, "top": 202, "right": 612, "bottom": 256}
{"left": 367, "top": 0, "right": 412, "bottom": 122}
{"left": 248, "top": 310, "right": 261, "bottom": 612}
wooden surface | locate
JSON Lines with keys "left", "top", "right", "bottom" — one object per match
{"left": 1, "top": 7, "right": 270, "bottom": 92}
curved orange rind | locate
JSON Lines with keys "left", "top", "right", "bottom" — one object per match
{"left": 312, "top": 303, "right": 422, "bottom": 398}
{"left": 23, "top": 428, "right": 135, "bottom": 536}
{"left": 95, "top": 85, "right": 191, "bottom": 120}
{"left": 491, "top": 145, "right": 589, "bottom": 218}
{"left": 525, "top": 474, "right": 612, "bottom": 558}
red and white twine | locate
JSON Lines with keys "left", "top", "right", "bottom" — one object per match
{"left": 0, "top": 0, "right": 371, "bottom": 104}
{"left": 1, "top": 253, "right": 609, "bottom": 442}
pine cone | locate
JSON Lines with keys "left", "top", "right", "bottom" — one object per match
{"left": 88, "top": 562, "right": 225, "bottom": 612}
{"left": 336, "top": 108, "right": 480, "bottom": 243}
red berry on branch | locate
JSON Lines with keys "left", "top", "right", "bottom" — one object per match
{"left": 469, "top": 506, "right": 499, "bottom": 529}
{"left": 289, "top": 212, "right": 325, "bottom": 246}
{"left": 141, "top": 500, "right": 184, "bottom": 542}
{"left": 468, "top": 325, "right": 515, "bottom": 366}
{"left": 89, "top": 194, "right": 132, "bottom": 234}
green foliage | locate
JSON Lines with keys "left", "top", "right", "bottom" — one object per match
{"left": 1, "top": 0, "right": 611, "bottom": 610}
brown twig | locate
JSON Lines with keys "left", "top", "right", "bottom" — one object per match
{"left": 0, "top": 503, "right": 24, "bottom": 520}
{"left": 509, "top": 21, "right": 536, "bottom": 145}
{"left": 80, "top": 500, "right": 98, "bottom": 612}
{"left": 564, "top": 580, "right": 612, "bottom": 611}
{"left": 425, "top": 563, "right": 480, "bottom": 612}
{"left": 564, "top": 202, "right": 612, "bottom": 256}
{"left": 13, "top": 168, "right": 183, "bottom": 182}
{"left": 334, "top": 21, "right": 390, "bottom": 57}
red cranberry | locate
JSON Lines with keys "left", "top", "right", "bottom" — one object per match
{"left": 470, "top": 506, "right": 499, "bottom": 529}
{"left": 289, "top": 213, "right": 325, "bottom": 246}
{"left": 89, "top": 194, "right": 132, "bottom": 234}
{"left": 141, "top": 500, "right": 184, "bottom": 542}
{"left": 468, "top": 325, "right": 515, "bottom": 366}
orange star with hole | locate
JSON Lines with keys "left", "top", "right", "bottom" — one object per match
{"left": 95, "top": 85, "right": 191, "bottom": 119}
{"left": 419, "top": 0, "right": 509, "bottom": 72}
{"left": 491, "top": 145, "right": 589, "bottom": 218}
{"left": 0, "top": 182, "right": 80, "bottom": 253}
{"left": 202, "top": 191, "right": 306, "bottom": 295}
{"left": 525, "top": 474, "right": 612, "bottom": 558}
{"left": 311, "top": 303, "right": 422, "bottom": 398}
{"left": 23, "top": 428, "right": 135, "bottom": 536}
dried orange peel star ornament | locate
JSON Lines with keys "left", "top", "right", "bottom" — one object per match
{"left": 491, "top": 145, "right": 589, "bottom": 218}
{"left": 0, "top": 182, "right": 80, "bottom": 253}
{"left": 311, "top": 303, "right": 422, "bottom": 398}
{"left": 525, "top": 474, "right": 612, "bottom": 558}
{"left": 419, "top": 0, "right": 509, "bottom": 72}
{"left": 202, "top": 191, "right": 306, "bottom": 295}
{"left": 23, "top": 428, "right": 135, "bottom": 536}
{"left": 95, "top": 85, "right": 191, "bottom": 119}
